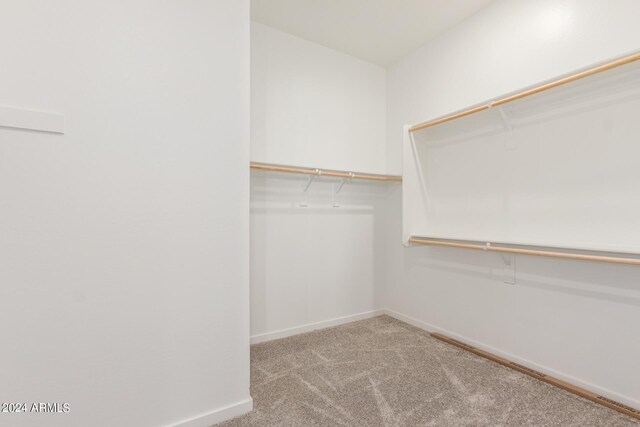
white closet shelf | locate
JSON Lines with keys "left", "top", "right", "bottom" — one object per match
{"left": 250, "top": 162, "right": 402, "bottom": 182}
{"left": 409, "top": 51, "right": 640, "bottom": 133}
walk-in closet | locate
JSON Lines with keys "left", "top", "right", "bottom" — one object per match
{"left": 2, "top": 1, "right": 639, "bottom": 426}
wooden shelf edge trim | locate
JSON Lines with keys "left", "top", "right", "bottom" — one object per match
{"left": 250, "top": 162, "right": 402, "bottom": 182}
{"left": 431, "top": 333, "right": 640, "bottom": 421}
{"left": 410, "top": 51, "right": 640, "bottom": 133}
{"left": 408, "top": 237, "right": 640, "bottom": 265}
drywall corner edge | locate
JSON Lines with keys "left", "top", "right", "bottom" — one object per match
{"left": 402, "top": 124, "right": 412, "bottom": 245}
{"left": 170, "top": 398, "right": 253, "bottom": 427}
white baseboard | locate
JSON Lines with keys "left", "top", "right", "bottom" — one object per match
{"left": 170, "top": 398, "right": 253, "bottom": 427}
{"left": 380, "top": 308, "right": 640, "bottom": 412}
{"left": 250, "top": 310, "right": 384, "bottom": 344}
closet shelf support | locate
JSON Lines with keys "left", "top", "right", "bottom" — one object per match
{"left": 303, "top": 169, "right": 321, "bottom": 192}
{"left": 335, "top": 173, "right": 355, "bottom": 194}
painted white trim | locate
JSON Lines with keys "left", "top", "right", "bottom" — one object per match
{"left": 0, "top": 105, "right": 65, "bottom": 134}
{"left": 380, "top": 308, "right": 640, "bottom": 412}
{"left": 251, "top": 310, "right": 384, "bottom": 344}
{"left": 169, "top": 398, "right": 253, "bottom": 427}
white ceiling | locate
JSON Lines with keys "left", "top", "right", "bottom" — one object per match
{"left": 250, "top": 0, "right": 495, "bottom": 66}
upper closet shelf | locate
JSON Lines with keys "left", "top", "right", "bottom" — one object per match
{"left": 409, "top": 51, "right": 640, "bottom": 134}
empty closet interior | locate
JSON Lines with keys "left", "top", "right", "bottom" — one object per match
{"left": 248, "top": 1, "right": 640, "bottom": 425}
{"left": 3, "top": 1, "right": 640, "bottom": 426}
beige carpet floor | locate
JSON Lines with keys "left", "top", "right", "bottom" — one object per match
{"left": 218, "top": 316, "right": 639, "bottom": 426}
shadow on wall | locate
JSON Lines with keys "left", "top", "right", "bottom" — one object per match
{"left": 380, "top": 177, "right": 640, "bottom": 309}
{"left": 405, "top": 236, "right": 640, "bottom": 308}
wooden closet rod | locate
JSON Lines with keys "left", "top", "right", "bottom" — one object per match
{"left": 409, "top": 237, "right": 640, "bottom": 265}
{"left": 410, "top": 51, "right": 640, "bottom": 132}
{"left": 250, "top": 162, "right": 402, "bottom": 182}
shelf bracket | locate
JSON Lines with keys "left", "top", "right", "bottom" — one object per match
{"left": 492, "top": 103, "right": 516, "bottom": 150}
{"left": 487, "top": 101, "right": 513, "bottom": 133}
{"left": 335, "top": 172, "right": 354, "bottom": 194}
{"left": 303, "top": 169, "right": 321, "bottom": 192}
{"left": 497, "top": 106, "right": 512, "bottom": 133}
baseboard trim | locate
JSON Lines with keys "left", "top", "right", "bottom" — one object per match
{"left": 380, "top": 308, "right": 640, "bottom": 413}
{"left": 251, "top": 310, "right": 384, "bottom": 344}
{"left": 170, "top": 397, "right": 253, "bottom": 427}
{"left": 432, "top": 332, "right": 640, "bottom": 420}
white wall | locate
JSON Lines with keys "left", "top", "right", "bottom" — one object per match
{"left": 387, "top": 0, "right": 640, "bottom": 174}
{"left": 251, "top": 22, "right": 387, "bottom": 174}
{"left": 250, "top": 172, "right": 395, "bottom": 342}
{"left": 385, "top": 0, "right": 640, "bottom": 409}
{"left": 0, "top": 1, "right": 250, "bottom": 426}
{"left": 249, "top": 22, "right": 391, "bottom": 341}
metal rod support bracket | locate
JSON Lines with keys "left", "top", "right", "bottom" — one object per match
{"left": 303, "top": 169, "right": 321, "bottom": 192}
{"left": 335, "top": 172, "right": 355, "bottom": 194}
{"left": 497, "top": 106, "right": 512, "bottom": 132}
